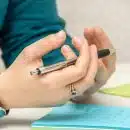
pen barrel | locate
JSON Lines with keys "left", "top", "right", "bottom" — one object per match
{"left": 38, "top": 63, "right": 67, "bottom": 75}
{"left": 98, "top": 49, "right": 110, "bottom": 58}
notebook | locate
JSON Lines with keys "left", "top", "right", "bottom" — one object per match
{"left": 32, "top": 104, "right": 130, "bottom": 130}
{"left": 99, "top": 83, "right": 130, "bottom": 97}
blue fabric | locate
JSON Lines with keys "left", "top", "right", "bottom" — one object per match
{"left": 0, "top": 0, "right": 78, "bottom": 68}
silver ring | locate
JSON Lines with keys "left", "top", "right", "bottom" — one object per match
{"left": 70, "top": 83, "right": 78, "bottom": 98}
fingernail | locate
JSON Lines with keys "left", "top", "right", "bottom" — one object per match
{"left": 56, "top": 30, "right": 65, "bottom": 39}
{"left": 73, "top": 37, "right": 82, "bottom": 46}
{"left": 62, "top": 45, "right": 70, "bottom": 52}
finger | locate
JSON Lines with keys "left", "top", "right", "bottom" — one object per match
{"left": 64, "top": 45, "right": 98, "bottom": 97}
{"left": 93, "top": 27, "right": 116, "bottom": 72}
{"left": 85, "top": 27, "right": 116, "bottom": 73}
{"left": 74, "top": 37, "right": 89, "bottom": 71}
{"left": 45, "top": 37, "right": 90, "bottom": 86}
{"left": 93, "top": 27, "right": 112, "bottom": 48}
{"left": 85, "top": 45, "right": 98, "bottom": 84}
{"left": 61, "top": 45, "right": 77, "bottom": 60}
{"left": 84, "top": 28, "right": 100, "bottom": 48}
{"left": 71, "top": 45, "right": 99, "bottom": 102}
{"left": 83, "top": 59, "right": 109, "bottom": 95}
{"left": 66, "top": 45, "right": 98, "bottom": 100}
{"left": 72, "top": 37, "right": 82, "bottom": 50}
{"left": 22, "top": 30, "right": 66, "bottom": 61}
{"left": 95, "top": 59, "right": 109, "bottom": 85}
{"left": 74, "top": 45, "right": 98, "bottom": 94}
{"left": 76, "top": 59, "right": 110, "bottom": 97}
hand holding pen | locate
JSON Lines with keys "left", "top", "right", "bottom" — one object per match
{"left": 0, "top": 28, "right": 116, "bottom": 109}
{"left": 30, "top": 28, "right": 116, "bottom": 103}
{"left": 1, "top": 30, "right": 116, "bottom": 109}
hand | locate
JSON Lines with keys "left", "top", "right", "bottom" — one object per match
{"left": 71, "top": 27, "right": 116, "bottom": 103}
{"left": 0, "top": 31, "right": 98, "bottom": 109}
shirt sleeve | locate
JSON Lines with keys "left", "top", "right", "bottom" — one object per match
{"left": 1, "top": 0, "right": 78, "bottom": 68}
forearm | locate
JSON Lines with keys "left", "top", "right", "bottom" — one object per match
{"left": 0, "top": 69, "right": 20, "bottom": 109}
{"left": 0, "top": 71, "right": 11, "bottom": 109}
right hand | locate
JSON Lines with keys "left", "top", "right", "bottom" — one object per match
{"left": 0, "top": 31, "right": 98, "bottom": 109}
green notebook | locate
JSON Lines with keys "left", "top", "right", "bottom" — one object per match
{"left": 32, "top": 104, "right": 130, "bottom": 130}
{"left": 99, "top": 84, "right": 130, "bottom": 97}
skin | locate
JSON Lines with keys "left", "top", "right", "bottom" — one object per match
{"left": 71, "top": 27, "right": 116, "bottom": 102}
{"left": 0, "top": 30, "right": 98, "bottom": 109}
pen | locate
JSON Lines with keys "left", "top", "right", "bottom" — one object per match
{"left": 30, "top": 48, "right": 115, "bottom": 76}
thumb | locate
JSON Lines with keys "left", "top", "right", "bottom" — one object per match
{"left": 22, "top": 30, "right": 66, "bottom": 61}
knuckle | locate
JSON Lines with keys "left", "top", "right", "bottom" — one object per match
{"left": 22, "top": 46, "right": 33, "bottom": 61}
{"left": 23, "top": 46, "right": 31, "bottom": 56}
{"left": 23, "top": 45, "right": 42, "bottom": 61}
{"left": 76, "top": 69, "right": 86, "bottom": 78}
{"left": 23, "top": 46, "right": 38, "bottom": 57}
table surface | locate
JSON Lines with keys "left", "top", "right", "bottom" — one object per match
{"left": 1, "top": 63, "right": 130, "bottom": 130}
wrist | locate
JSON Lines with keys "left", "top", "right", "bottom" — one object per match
{"left": 0, "top": 70, "right": 13, "bottom": 109}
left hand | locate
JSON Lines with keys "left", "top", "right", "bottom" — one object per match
{"left": 71, "top": 27, "right": 116, "bottom": 103}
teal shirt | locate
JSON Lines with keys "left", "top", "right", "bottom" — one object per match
{"left": 0, "top": 0, "right": 78, "bottom": 68}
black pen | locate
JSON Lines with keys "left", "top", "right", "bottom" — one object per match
{"left": 30, "top": 48, "right": 115, "bottom": 76}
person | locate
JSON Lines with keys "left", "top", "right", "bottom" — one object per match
{"left": 0, "top": 0, "right": 116, "bottom": 116}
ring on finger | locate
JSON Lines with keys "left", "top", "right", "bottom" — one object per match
{"left": 70, "top": 83, "right": 78, "bottom": 98}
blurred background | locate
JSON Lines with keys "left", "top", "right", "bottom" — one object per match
{"left": 0, "top": 0, "right": 130, "bottom": 69}
{"left": 57, "top": 0, "right": 130, "bottom": 63}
